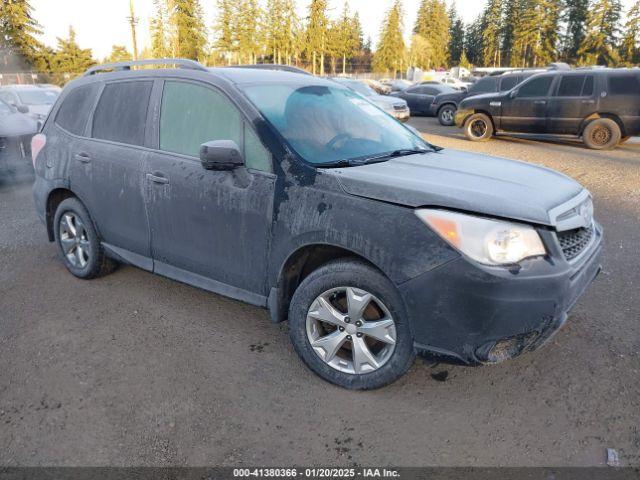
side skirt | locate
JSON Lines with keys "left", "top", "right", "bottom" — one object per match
{"left": 102, "top": 242, "right": 267, "bottom": 308}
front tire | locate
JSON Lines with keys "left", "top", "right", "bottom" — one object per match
{"left": 288, "top": 259, "right": 415, "bottom": 390}
{"left": 582, "top": 118, "right": 621, "bottom": 150}
{"left": 438, "top": 104, "right": 456, "bottom": 126}
{"left": 53, "top": 197, "right": 116, "bottom": 279}
{"left": 463, "top": 113, "right": 494, "bottom": 142}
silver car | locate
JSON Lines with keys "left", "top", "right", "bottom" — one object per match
{"left": 0, "top": 84, "right": 60, "bottom": 124}
{"left": 333, "top": 78, "right": 410, "bottom": 122}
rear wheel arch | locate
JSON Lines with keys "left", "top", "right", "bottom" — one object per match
{"left": 579, "top": 112, "right": 626, "bottom": 137}
{"left": 270, "top": 244, "right": 389, "bottom": 323}
{"left": 46, "top": 188, "right": 77, "bottom": 241}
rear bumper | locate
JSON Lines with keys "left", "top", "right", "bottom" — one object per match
{"left": 401, "top": 223, "right": 604, "bottom": 365}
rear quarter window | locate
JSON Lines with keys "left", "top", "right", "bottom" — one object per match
{"left": 470, "top": 77, "right": 497, "bottom": 94}
{"left": 92, "top": 81, "right": 153, "bottom": 146}
{"left": 608, "top": 75, "right": 640, "bottom": 95}
{"left": 55, "top": 84, "right": 99, "bottom": 136}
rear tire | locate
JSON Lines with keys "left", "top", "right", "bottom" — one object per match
{"left": 463, "top": 113, "right": 494, "bottom": 142}
{"left": 582, "top": 118, "right": 621, "bottom": 150}
{"left": 288, "top": 258, "right": 415, "bottom": 390}
{"left": 438, "top": 104, "right": 456, "bottom": 126}
{"left": 53, "top": 197, "right": 116, "bottom": 279}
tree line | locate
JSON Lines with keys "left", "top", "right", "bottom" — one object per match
{"left": 372, "top": 0, "right": 640, "bottom": 74}
{"left": 1, "top": 0, "right": 638, "bottom": 80}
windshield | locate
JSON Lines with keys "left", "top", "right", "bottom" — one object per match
{"left": 0, "top": 100, "right": 12, "bottom": 115}
{"left": 344, "top": 81, "right": 376, "bottom": 97}
{"left": 243, "top": 84, "right": 429, "bottom": 166}
{"left": 17, "top": 89, "right": 58, "bottom": 105}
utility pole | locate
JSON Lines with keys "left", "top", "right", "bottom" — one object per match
{"left": 127, "top": 0, "right": 139, "bottom": 60}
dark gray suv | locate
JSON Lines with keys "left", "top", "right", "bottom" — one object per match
{"left": 32, "top": 59, "right": 603, "bottom": 389}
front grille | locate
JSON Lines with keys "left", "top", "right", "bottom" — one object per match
{"left": 557, "top": 225, "right": 593, "bottom": 261}
{"left": 393, "top": 104, "right": 407, "bottom": 111}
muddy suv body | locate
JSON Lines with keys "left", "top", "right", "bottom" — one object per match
{"left": 455, "top": 68, "right": 640, "bottom": 149}
{"left": 33, "top": 60, "right": 603, "bottom": 389}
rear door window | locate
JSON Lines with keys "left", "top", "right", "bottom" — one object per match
{"left": 55, "top": 84, "right": 99, "bottom": 136}
{"left": 469, "top": 77, "right": 497, "bottom": 94}
{"left": 499, "top": 76, "right": 520, "bottom": 92}
{"left": 608, "top": 75, "right": 640, "bottom": 95}
{"left": 422, "top": 87, "right": 440, "bottom": 95}
{"left": 92, "top": 81, "right": 153, "bottom": 146}
{"left": 159, "top": 81, "right": 242, "bottom": 158}
{"left": 517, "top": 76, "right": 553, "bottom": 97}
{"left": 556, "top": 75, "right": 587, "bottom": 97}
{"left": 582, "top": 76, "right": 594, "bottom": 96}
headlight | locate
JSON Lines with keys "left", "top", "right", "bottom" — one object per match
{"left": 415, "top": 209, "right": 546, "bottom": 265}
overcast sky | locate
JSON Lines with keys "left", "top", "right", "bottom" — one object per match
{"left": 32, "top": 0, "right": 635, "bottom": 60}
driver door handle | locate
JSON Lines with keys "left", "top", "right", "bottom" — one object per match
{"left": 147, "top": 173, "right": 169, "bottom": 185}
{"left": 74, "top": 152, "right": 91, "bottom": 163}
{"left": 533, "top": 100, "right": 546, "bottom": 105}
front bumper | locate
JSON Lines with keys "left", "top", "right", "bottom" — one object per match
{"left": 400, "top": 223, "right": 604, "bottom": 365}
{"left": 454, "top": 108, "right": 473, "bottom": 128}
{"left": 390, "top": 108, "right": 410, "bottom": 122}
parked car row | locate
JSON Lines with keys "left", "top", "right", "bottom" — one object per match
{"left": 0, "top": 84, "right": 60, "bottom": 125}
{"left": 332, "top": 78, "right": 410, "bottom": 122}
{"left": 0, "top": 99, "right": 38, "bottom": 177}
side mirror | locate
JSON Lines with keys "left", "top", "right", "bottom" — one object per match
{"left": 509, "top": 90, "right": 518, "bottom": 99}
{"left": 199, "top": 140, "right": 243, "bottom": 170}
{"left": 16, "top": 105, "right": 29, "bottom": 114}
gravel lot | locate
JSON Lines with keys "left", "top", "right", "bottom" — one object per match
{"left": 0, "top": 119, "right": 638, "bottom": 467}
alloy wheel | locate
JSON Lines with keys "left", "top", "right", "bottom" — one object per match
{"left": 59, "top": 212, "right": 90, "bottom": 268}
{"left": 441, "top": 108, "right": 454, "bottom": 123}
{"left": 306, "top": 287, "right": 397, "bottom": 375}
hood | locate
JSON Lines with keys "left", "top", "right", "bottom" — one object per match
{"left": 24, "top": 104, "right": 52, "bottom": 117}
{"left": 0, "top": 112, "right": 39, "bottom": 137}
{"left": 460, "top": 91, "right": 508, "bottom": 108}
{"left": 370, "top": 95, "right": 407, "bottom": 109}
{"left": 434, "top": 91, "right": 467, "bottom": 104}
{"left": 326, "top": 149, "right": 585, "bottom": 227}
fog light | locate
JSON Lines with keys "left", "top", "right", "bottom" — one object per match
{"left": 486, "top": 338, "right": 521, "bottom": 363}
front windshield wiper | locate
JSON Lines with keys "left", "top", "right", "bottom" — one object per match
{"left": 315, "top": 148, "right": 432, "bottom": 169}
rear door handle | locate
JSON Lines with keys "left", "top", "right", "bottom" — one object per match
{"left": 533, "top": 100, "right": 546, "bottom": 105}
{"left": 581, "top": 99, "right": 595, "bottom": 104}
{"left": 74, "top": 153, "right": 91, "bottom": 163}
{"left": 146, "top": 173, "right": 169, "bottom": 184}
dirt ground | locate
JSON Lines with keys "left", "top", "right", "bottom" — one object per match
{"left": 0, "top": 120, "right": 638, "bottom": 466}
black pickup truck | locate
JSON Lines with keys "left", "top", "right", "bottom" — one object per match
{"left": 455, "top": 68, "right": 640, "bottom": 150}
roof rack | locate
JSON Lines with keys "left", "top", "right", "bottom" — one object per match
{"left": 84, "top": 58, "right": 208, "bottom": 76}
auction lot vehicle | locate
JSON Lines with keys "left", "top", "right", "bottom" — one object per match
{"left": 0, "top": 99, "right": 38, "bottom": 175}
{"left": 390, "top": 83, "right": 456, "bottom": 116}
{"left": 33, "top": 59, "right": 603, "bottom": 389}
{"left": 0, "top": 84, "right": 60, "bottom": 124}
{"left": 332, "top": 78, "right": 410, "bottom": 122}
{"left": 455, "top": 69, "right": 640, "bottom": 149}
{"left": 431, "top": 71, "right": 539, "bottom": 126}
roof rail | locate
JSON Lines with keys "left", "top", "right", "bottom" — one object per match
{"left": 228, "top": 64, "right": 312, "bottom": 75}
{"left": 84, "top": 58, "right": 208, "bottom": 76}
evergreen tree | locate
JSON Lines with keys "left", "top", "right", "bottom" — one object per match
{"left": 373, "top": 0, "right": 406, "bottom": 75}
{"left": 414, "top": 0, "right": 450, "bottom": 68}
{"left": 448, "top": 2, "right": 465, "bottom": 65}
{"left": 305, "top": 0, "right": 329, "bottom": 75}
{"left": 213, "top": 0, "right": 235, "bottom": 63}
{"left": 265, "top": 0, "right": 300, "bottom": 65}
{"left": 620, "top": 0, "right": 640, "bottom": 64}
{"left": 236, "top": 0, "right": 262, "bottom": 63}
{"left": 508, "top": 0, "right": 561, "bottom": 67}
{"left": 459, "top": 50, "right": 471, "bottom": 68}
{"left": 52, "top": 26, "right": 95, "bottom": 74}
{"left": 150, "top": 0, "right": 169, "bottom": 58}
{"left": 465, "top": 16, "right": 484, "bottom": 65}
{"left": 105, "top": 45, "right": 132, "bottom": 63}
{"left": 562, "top": 0, "right": 589, "bottom": 62}
{"left": 481, "top": 0, "right": 503, "bottom": 67}
{"left": 409, "top": 34, "right": 434, "bottom": 69}
{"left": 578, "top": 0, "right": 622, "bottom": 65}
{"left": 501, "top": 0, "right": 521, "bottom": 65}
{"left": 0, "top": 0, "right": 43, "bottom": 70}
{"left": 328, "top": 2, "right": 360, "bottom": 74}
{"left": 167, "top": 0, "right": 207, "bottom": 61}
